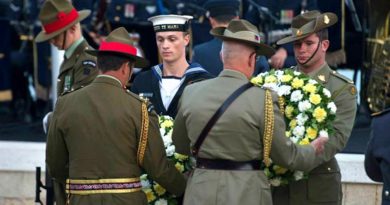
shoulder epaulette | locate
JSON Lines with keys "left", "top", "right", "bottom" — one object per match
{"left": 330, "top": 70, "right": 354, "bottom": 84}
{"left": 60, "top": 86, "right": 84, "bottom": 96}
{"left": 126, "top": 90, "right": 155, "bottom": 113}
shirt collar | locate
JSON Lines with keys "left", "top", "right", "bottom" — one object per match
{"left": 97, "top": 74, "right": 122, "bottom": 87}
{"left": 65, "top": 37, "right": 84, "bottom": 59}
{"left": 151, "top": 62, "right": 208, "bottom": 82}
{"left": 219, "top": 69, "right": 249, "bottom": 81}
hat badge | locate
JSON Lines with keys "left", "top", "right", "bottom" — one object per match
{"left": 324, "top": 15, "right": 330, "bottom": 24}
{"left": 296, "top": 29, "right": 302, "bottom": 36}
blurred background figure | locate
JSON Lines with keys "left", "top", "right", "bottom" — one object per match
{"left": 244, "top": 0, "right": 318, "bottom": 69}
{"left": 364, "top": 108, "right": 390, "bottom": 205}
{"left": 192, "top": 0, "right": 270, "bottom": 76}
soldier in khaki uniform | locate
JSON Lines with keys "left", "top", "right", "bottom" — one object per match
{"left": 35, "top": 1, "right": 98, "bottom": 204}
{"left": 272, "top": 11, "right": 357, "bottom": 205}
{"left": 36, "top": 0, "right": 98, "bottom": 131}
{"left": 172, "top": 19, "right": 328, "bottom": 205}
{"left": 46, "top": 27, "right": 186, "bottom": 205}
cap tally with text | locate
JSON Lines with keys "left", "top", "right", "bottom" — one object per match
{"left": 148, "top": 15, "right": 193, "bottom": 32}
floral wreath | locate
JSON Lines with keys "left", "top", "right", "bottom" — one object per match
{"left": 141, "top": 115, "right": 191, "bottom": 204}
{"left": 251, "top": 68, "right": 337, "bottom": 186}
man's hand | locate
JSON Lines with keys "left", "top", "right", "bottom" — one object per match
{"left": 310, "top": 137, "right": 329, "bottom": 155}
{"left": 42, "top": 112, "right": 52, "bottom": 134}
{"left": 269, "top": 47, "right": 287, "bottom": 69}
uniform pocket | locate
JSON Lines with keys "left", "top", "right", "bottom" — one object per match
{"left": 307, "top": 171, "right": 342, "bottom": 203}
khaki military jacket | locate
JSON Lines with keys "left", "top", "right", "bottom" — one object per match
{"left": 56, "top": 40, "right": 98, "bottom": 96}
{"left": 47, "top": 76, "right": 186, "bottom": 205}
{"left": 48, "top": 40, "right": 98, "bottom": 205}
{"left": 273, "top": 64, "right": 357, "bottom": 205}
{"left": 173, "top": 69, "right": 319, "bottom": 205}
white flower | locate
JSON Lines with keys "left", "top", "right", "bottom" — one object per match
{"left": 277, "top": 85, "right": 292, "bottom": 96}
{"left": 155, "top": 199, "right": 168, "bottom": 205}
{"left": 319, "top": 130, "right": 329, "bottom": 138}
{"left": 298, "top": 100, "right": 312, "bottom": 112}
{"left": 270, "top": 178, "right": 282, "bottom": 186}
{"left": 165, "top": 145, "right": 176, "bottom": 157}
{"left": 162, "top": 134, "right": 172, "bottom": 148}
{"left": 293, "top": 171, "right": 304, "bottom": 181}
{"left": 293, "top": 126, "right": 305, "bottom": 137}
{"left": 327, "top": 102, "right": 337, "bottom": 114}
{"left": 259, "top": 72, "right": 268, "bottom": 77}
{"left": 322, "top": 88, "right": 331, "bottom": 98}
{"left": 309, "top": 79, "right": 318, "bottom": 84}
{"left": 294, "top": 71, "right": 301, "bottom": 76}
{"left": 262, "top": 83, "right": 278, "bottom": 91}
{"left": 159, "top": 128, "right": 166, "bottom": 137}
{"left": 140, "top": 174, "right": 151, "bottom": 188}
{"left": 290, "top": 136, "right": 299, "bottom": 143}
{"left": 290, "top": 90, "right": 303, "bottom": 102}
{"left": 296, "top": 113, "right": 309, "bottom": 125}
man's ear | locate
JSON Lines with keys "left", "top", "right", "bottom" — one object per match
{"left": 321, "top": 40, "right": 330, "bottom": 52}
{"left": 184, "top": 34, "right": 190, "bottom": 46}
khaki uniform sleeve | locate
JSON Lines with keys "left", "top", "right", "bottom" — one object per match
{"left": 172, "top": 99, "right": 191, "bottom": 156}
{"left": 268, "top": 92, "right": 317, "bottom": 172}
{"left": 141, "top": 111, "right": 186, "bottom": 196}
{"left": 46, "top": 98, "right": 68, "bottom": 204}
{"left": 315, "top": 83, "right": 357, "bottom": 164}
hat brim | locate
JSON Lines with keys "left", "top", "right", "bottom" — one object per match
{"left": 35, "top": 10, "right": 91, "bottom": 43}
{"left": 277, "top": 12, "right": 338, "bottom": 45}
{"left": 86, "top": 50, "right": 149, "bottom": 68}
{"left": 211, "top": 27, "right": 275, "bottom": 58}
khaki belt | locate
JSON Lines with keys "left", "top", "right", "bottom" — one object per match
{"left": 66, "top": 178, "right": 142, "bottom": 195}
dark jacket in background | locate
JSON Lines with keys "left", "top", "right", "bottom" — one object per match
{"left": 365, "top": 108, "right": 390, "bottom": 205}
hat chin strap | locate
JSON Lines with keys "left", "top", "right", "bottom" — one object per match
{"left": 62, "top": 30, "right": 67, "bottom": 51}
{"left": 298, "top": 38, "right": 321, "bottom": 66}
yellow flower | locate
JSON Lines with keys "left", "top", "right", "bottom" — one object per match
{"left": 299, "top": 137, "right": 310, "bottom": 145}
{"left": 175, "top": 162, "right": 185, "bottom": 172}
{"left": 144, "top": 188, "right": 156, "bottom": 202}
{"left": 174, "top": 153, "right": 189, "bottom": 161}
{"left": 313, "top": 107, "right": 327, "bottom": 122}
{"left": 291, "top": 78, "right": 304, "bottom": 89}
{"left": 161, "top": 120, "right": 173, "bottom": 129}
{"left": 285, "top": 105, "right": 294, "bottom": 119}
{"left": 153, "top": 184, "right": 166, "bottom": 196}
{"left": 309, "top": 94, "right": 322, "bottom": 105}
{"left": 265, "top": 75, "right": 277, "bottom": 83}
{"left": 289, "top": 119, "right": 297, "bottom": 128}
{"left": 306, "top": 127, "right": 318, "bottom": 140}
{"left": 285, "top": 131, "right": 291, "bottom": 137}
{"left": 273, "top": 165, "right": 288, "bottom": 174}
{"left": 303, "top": 83, "right": 317, "bottom": 93}
{"left": 281, "top": 74, "right": 293, "bottom": 82}
{"left": 251, "top": 76, "right": 263, "bottom": 85}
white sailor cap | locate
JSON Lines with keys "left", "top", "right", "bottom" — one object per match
{"left": 148, "top": 14, "right": 193, "bottom": 32}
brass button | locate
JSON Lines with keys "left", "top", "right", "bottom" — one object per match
{"left": 327, "top": 167, "right": 331, "bottom": 171}
{"left": 0, "top": 53, "right": 4, "bottom": 59}
{"left": 57, "top": 79, "right": 61, "bottom": 82}
{"left": 116, "top": 5, "right": 121, "bottom": 10}
{"left": 115, "top": 16, "right": 120, "bottom": 22}
{"left": 385, "top": 190, "right": 389, "bottom": 196}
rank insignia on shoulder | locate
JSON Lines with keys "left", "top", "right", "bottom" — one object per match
{"left": 318, "top": 75, "right": 326, "bottom": 82}
{"left": 350, "top": 86, "right": 357, "bottom": 95}
{"left": 82, "top": 60, "right": 96, "bottom": 68}
{"left": 139, "top": 92, "right": 153, "bottom": 99}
